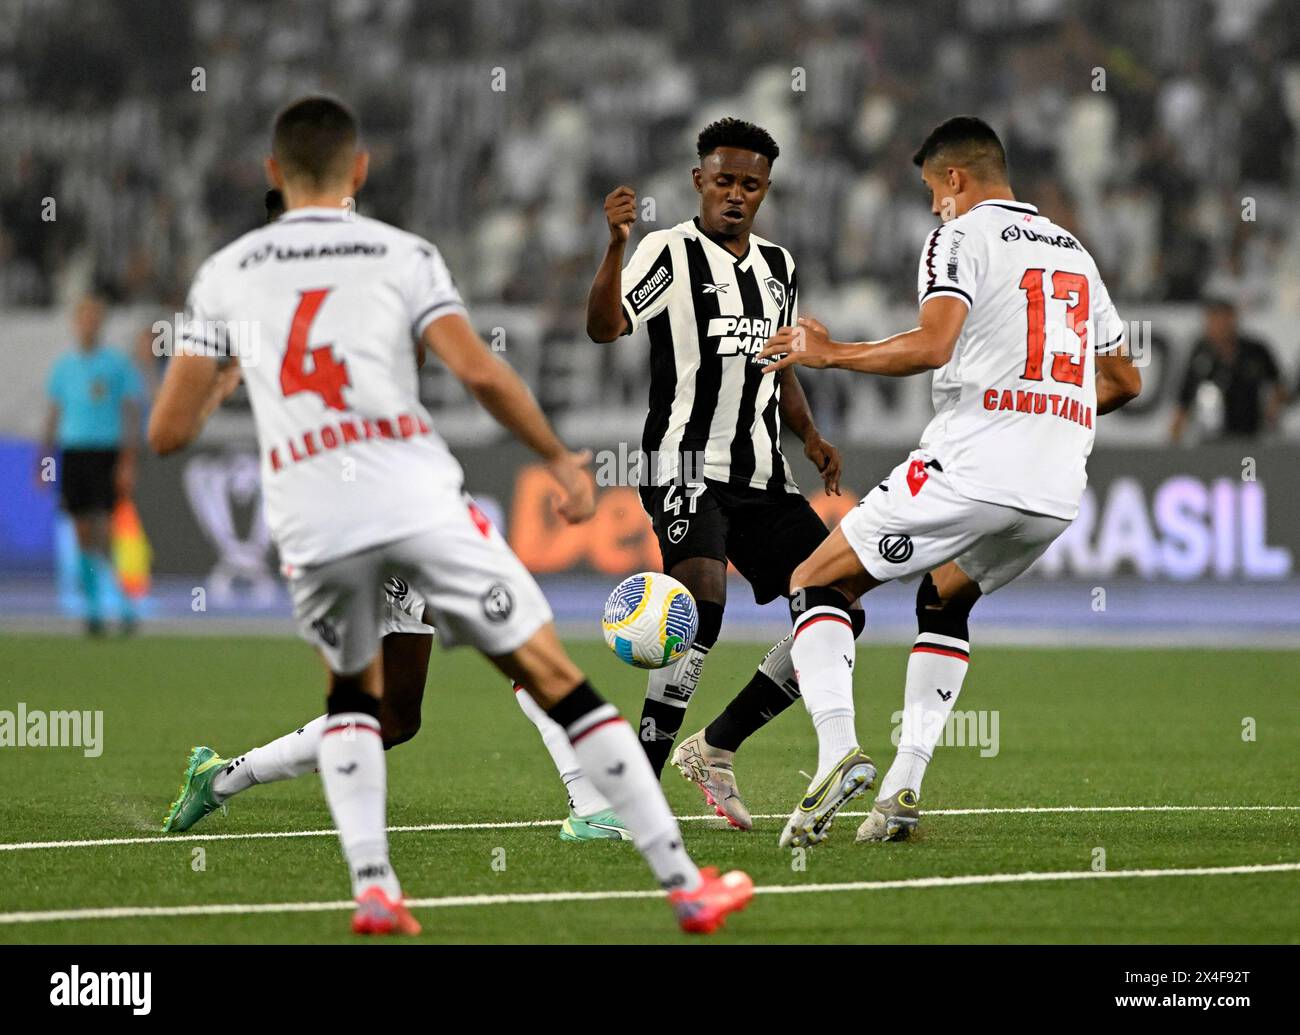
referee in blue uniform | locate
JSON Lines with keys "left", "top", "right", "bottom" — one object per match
{"left": 41, "top": 295, "right": 144, "bottom": 635}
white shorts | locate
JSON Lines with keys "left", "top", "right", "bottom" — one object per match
{"left": 840, "top": 451, "right": 1071, "bottom": 593}
{"left": 287, "top": 494, "right": 551, "bottom": 674}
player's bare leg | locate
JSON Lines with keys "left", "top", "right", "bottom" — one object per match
{"left": 859, "top": 562, "right": 980, "bottom": 843}
{"left": 780, "top": 526, "right": 882, "bottom": 847}
{"left": 494, "top": 621, "right": 752, "bottom": 934}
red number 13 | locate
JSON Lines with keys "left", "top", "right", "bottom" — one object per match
{"left": 1018, "top": 268, "right": 1088, "bottom": 388}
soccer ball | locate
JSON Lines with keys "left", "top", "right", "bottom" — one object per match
{"left": 601, "top": 572, "right": 698, "bottom": 669}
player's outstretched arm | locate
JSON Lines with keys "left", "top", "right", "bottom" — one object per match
{"left": 424, "top": 312, "right": 595, "bottom": 522}
{"left": 759, "top": 298, "right": 968, "bottom": 377}
{"left": 586, "top": 186, "right": 637, "bottom": 342}
{"left": 1096, "top": 350, "right": 1142, "bottom": 414}
{"left": 148, "top": 353, "right": 224, "bottom": 455}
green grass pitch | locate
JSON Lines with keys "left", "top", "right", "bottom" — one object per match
{"left": 0, "top": 633, "right": 1296, "bottom": 944}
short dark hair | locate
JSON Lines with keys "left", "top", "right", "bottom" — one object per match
{"left": 912, "top": 116, "right": 1008, "bottom": 181}
{"left": 272, "top": 96, "right": 358, "bottom": 186}
{"left": 697, "top": 117, "right": 779, "bottom": 166}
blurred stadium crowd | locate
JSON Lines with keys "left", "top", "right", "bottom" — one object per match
{"left": 2, "top": 0, "right": 1297, "bottom": 437}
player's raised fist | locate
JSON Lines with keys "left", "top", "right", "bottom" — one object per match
{"left": 605, "top": 186, "right": 638, "bottom": 244}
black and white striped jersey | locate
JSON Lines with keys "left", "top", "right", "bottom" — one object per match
{"left": 620, "top": 217, "right": 800, "bottom": 493}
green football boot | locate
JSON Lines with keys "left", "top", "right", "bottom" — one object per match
{"left": 162, "top": 746, "right": 230, "bottom": 833}
{"left": 558, "top": 808, "right": 631, "bottom": 842}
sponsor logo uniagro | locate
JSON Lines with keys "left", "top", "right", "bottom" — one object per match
{"left": 239, "top": 241, "right": 387, "bottom": 267}
{"left": 1000, "top": 224, "right": 1080, "bottom": 249}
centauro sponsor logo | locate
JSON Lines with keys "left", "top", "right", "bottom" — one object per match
{"left": 708, "top": 314, "right": 774, "bottom": 357}
{"left": 0, "top": 703, "right": 103, "bottom": 757}
{"left": 50, "top": 966, "right": 151, "bottom": 1015}
{"left": 630, "top": 264, "right": 671, "bottom": 311}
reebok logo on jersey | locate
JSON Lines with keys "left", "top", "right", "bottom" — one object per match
{"left": 701, "top": 282, "right": 729, "bottom": 294}
{"left": 1000, "top": 224, "right": 1080, "bottom": 250}
{"left": 708, "top": 315, "right": 774, "bottom": 357}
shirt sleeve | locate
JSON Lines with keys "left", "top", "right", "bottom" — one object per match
{"left": 404, "top": 239, "right": 468, "bottom": 343}
{"left": 1092, "top": 276, "right": 1127, "bottom": 356}
{"left": 621, "top": 232, "right": 676, "bottom": 335}
{"left": 180, "top": 256, "right": 228, "bottom": 359}
{"left": 916, "top": 221, "right": 979, "bottom": 310}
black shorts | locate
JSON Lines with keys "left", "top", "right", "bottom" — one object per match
{"left": 59, "top": 449, "right": 119, "bottom": 515}
{"left": 640, "top": 478, "right": 829, "bottom": 604}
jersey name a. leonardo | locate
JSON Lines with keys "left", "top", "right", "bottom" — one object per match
{"left": 183, "top": 206, "right": 468, "bottom": 567}
{"left": 621, "top": 218, "right": 800, "bottom": 493}
{"left": 916, "top": 199, "right": 1125, "bottom": 519}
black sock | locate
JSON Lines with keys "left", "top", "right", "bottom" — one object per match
{"left": 704, "top": 670, "right": 797, "bottom": 752}
{"left": 638, "top": 599, "right": 723, "bottom": 776}
{"left": 640, "top": 698, "right": 687, "bottom": 775}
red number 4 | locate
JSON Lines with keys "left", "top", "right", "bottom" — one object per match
{"left": 1018, "top": 268, "right": 1088, "bottom": 388}
{"left": 280, "top": 288, "right": 350, "bottom": 411}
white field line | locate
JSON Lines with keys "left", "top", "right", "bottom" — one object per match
{"left": 2, "top": 861, "right": 1297, "bottom": 926}
{"left": 1, "top": 804, "right": 1297, "bottom": 854}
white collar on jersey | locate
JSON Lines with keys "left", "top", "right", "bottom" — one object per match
{"left": 690, "top": 216, "right": 752, "bottom": 266}
{"left": 277, "top": 205, "right": 353, "bottom": 222}
{"left": 970, "top": 199, "right": 1039, "bottom": 216}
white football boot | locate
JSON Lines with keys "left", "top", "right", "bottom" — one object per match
{"left": 856, "top": 788, "right": 921, "bottom": 842}
{"left": 779, "top": 748, "right": 876, "bottom": 848}
{"left": 673, "top": 730, "right": 753, "bottom": 831}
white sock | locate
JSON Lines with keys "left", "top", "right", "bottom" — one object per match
{"left": 644, "top": 643, "right": 708, "bottom": 708}
{"left": 555, "top": 696, "right": 701, "bottom": 892}
{"left": 513, "top": 684, "right": 611, "bottom": 816}
{"left": 318, "top": 712, "right": 400, "bottom": 900}
{"left": 791, "top": 600, "right": 859, "bottom": 784}
{"left": 879, "top": 632, "right": 971, "bottom": 799}
{"left": 212, "top": 714, "right": 328, "bottom": 801}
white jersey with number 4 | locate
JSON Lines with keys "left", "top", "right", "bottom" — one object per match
{"left": 183, "top": 206, "right": 469, "bottom": 567}
{"left": 916, "top": 199, "right": 1125, "bottom": 520}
